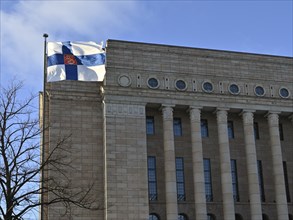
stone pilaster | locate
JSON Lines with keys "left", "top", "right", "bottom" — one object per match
{"left": 266, "top": 112, "right": 289, "bottom": 220}
{"left": 241, "top": 110, "right": 262, "bottom": 220}
{"left": 216, "top": 109, "right": 235, "bottom": 220}
{"left": 189, "top": 107, "right": 207, "bottom": 220}
{"left": 161, "top": 105, "right": 178, "bottom": 220}
{"left": 103, "top": 102, "right": 149, "bottom": 220}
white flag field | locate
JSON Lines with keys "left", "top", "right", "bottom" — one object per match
{"left": 47, "top": 41, "right": 106, "bottom": 82}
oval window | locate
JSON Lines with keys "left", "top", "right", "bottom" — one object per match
{"left": 279, "top": 87, "right": 290, "bottom": 98}
{"left": 229, "top": 84, "right": 240, "bottom": 95}
{"left": 148, "top": 78, "right": 159, "bottom": 89}
{"left": 118, "top": 75, "right": 131, "bottom": 87}
{"left": 202, "top": 81, "right": 214, "bottom": 93}
{"left": 254, "top": 86, "right": 265, "bottom": 96}
{"left": 175, "top": 80, "right": 187, "bottom": 91}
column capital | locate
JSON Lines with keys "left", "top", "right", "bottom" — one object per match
{"left": 213, "top": 108, "right": 229, "bottom": 115}
{"left": 239, "top": 109, "right": 255, "bottom": 115}
{"left": 159, "top": 104, "right": 175, "bottom": 111}
{"left": 188, "top": 105, "right": 202, "bottom": 110}
{"left": 215, "top": 108, "right": 229, "bottom": 123}
{"left": 215, "top": 107, "right": 230, "bottom": 112}
{"left": 160, "top": 104, "right": 174, "bottom": 120}
{"left": 265, "top": 112, "right": 281, "bottom": 125}
{"left": 264, "top": 111, "right": 281, "bottom": 118}
{"left": 188, "top": 107, "right": 201, "bottom": 122}
{"left": 240, "top": 110, "right": 255, "bottom": 124}
{"left": 266, "top": 112, "right": 280, "bottom": 127}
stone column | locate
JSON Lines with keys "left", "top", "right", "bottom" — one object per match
{"left": 241, "top": 110, "right": 262, "bottom": 220}
{"left": 216, "top": 109, "right": 235, "bottom": 220}
{"left": 189, "top": 107, "right": 207, "bottom": 220}
{"left": 266, "top": 112, "right": 289, "bottom": 220}
{"left": 161, "top": 105, "right": 178, "bottom": 220}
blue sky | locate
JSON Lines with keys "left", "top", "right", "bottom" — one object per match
{"left": 0, "top": 0, "right": 292, "bottom": 93}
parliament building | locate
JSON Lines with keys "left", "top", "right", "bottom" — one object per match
{"left": 41, "top": 40, "right": 293, "bottom": 220}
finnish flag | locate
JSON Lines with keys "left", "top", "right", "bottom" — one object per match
{"left": 47, "top": 41, "right": 106, "bottom": 82}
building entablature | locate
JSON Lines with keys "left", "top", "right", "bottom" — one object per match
{"left": 102, "top": 88, "right": 293, "bottom": 117}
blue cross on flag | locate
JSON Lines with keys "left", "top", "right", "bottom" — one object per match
{"left": 47, "top": 41, "right": 106, "bottom": 82}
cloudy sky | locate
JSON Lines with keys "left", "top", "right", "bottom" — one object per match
{"left": 1, "top": 0, "right": 292, "bottom": 94}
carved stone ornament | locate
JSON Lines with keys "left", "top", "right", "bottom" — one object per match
{"left": 105, "top": 103, "right": 145, "bottom": 118}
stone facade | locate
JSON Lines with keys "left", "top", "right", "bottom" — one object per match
{"left": 42, "top": 40, "right": 293, "bottom": 220}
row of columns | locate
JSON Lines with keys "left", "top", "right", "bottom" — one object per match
{"left": 160, "top": 105, "right": 290, "bottom": 220}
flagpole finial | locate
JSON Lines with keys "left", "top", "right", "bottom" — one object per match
{"left": 43, "top": 33, "right": 48, "bottom": 38}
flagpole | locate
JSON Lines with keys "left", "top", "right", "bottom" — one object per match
{"left": 41, "top": 33, "right": 48, "bottom": 220}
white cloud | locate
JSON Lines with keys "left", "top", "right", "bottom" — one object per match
{"left": 0, "top": 0, "right": 141, "bottom": 91}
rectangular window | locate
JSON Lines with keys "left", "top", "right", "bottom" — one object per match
{"left": 147, "top": 156, "right": 157, "bottom": 201}
{"left": 254, "top": 122, "right": 260, "bottom": 140}
{"left": 201, "top": 119, "right": 209, "bottom": 137}
{"left": 283, "top": 161, "right": 291, "bottom": 202}
{"left": 231, "top": 159, "right": 240, "bottom": 202}
{"left": 176, "top": 157, "right": 185, "bottom": 201}
{"left": 204, "top": 158, "right": 213, "bottom": 202}
{"left": 146, "top": 116, "right": 155, "bottom": 135}
{"left": 257, "top": 160, "right": 265, "bottom": 202}
{"left": 279, "top": 123, "right": 284, "bottom": 141}
{"left": 228, "top": 121, "right": 235, "bottom": 139}
{"left": 173, "top": 118, "right": 182, "bottom": 136}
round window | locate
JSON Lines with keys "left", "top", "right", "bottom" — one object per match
{"left": 175, "top": 80, "right": 187, "bottom": 91}
{"left": 202, "top": 81, "right": 214, "bottom": 93}
{"left": 147, "top": 77, "right": 159, "bottom": 89}
{"left": 229, "top": 84, "right": 240, "bottom": 95}
{"left": 118, "top": 75, "right": 131, "bottom": 87}
{"left": 255, "top": 86, "right": 265, "bottom": 96}
{"left": 279, "top": 87, "right": 290, "bottom": 98}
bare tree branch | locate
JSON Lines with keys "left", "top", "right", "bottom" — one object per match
{"left": 0, "top": 81, "right": 102, "bottom": 220}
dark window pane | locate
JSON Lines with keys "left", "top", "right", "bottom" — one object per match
{"left": 279, "top": 123, "right": 284, "bottom": 141}
{"left": 283, "top": 161, "right": 291, "bottom": 202}
{"left": 203, "top": 82, "right": 213, "bottom": 92}
{"left": 174, "top": 118, "right": 182, "bottom": 136}
{"left": 257, "top": 160, "right": 265, "bottom": 202}
{"left": 255, "top": 86, "right": 265, "bottom": 96}
{"left": 176, "top": 80, "right": 187, "bottom": 90}
{"left": 231, "top": 159, "right": 239, "bottom": 202}
{"left": 204, "top": 158, "right": 213, "bottom": 202}
{"left": 146, "top": 116, "right": 155, "bottom": 135}
{"left": 201, "top": 119, "right": 209, "bottom": 137}
{"left": 148, "top": 78, "right": 159, "bottom": 88}
{"left": 148, "top": 156, "right": 157, "bottom": 201}
{"left": 254, "top": 122, "right": 260, "bottom": 140}
{"left": 176, "top": 157, "right": 185, "bottom": 201}
{"left": 228, "top": 121, "right": 234, "bottom": 139}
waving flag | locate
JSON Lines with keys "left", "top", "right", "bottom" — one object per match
{"left": 47, "top": 41, "right": 106, "bottom": 82}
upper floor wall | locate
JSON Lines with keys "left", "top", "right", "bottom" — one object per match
{"left": 104, "top": 40, "right": 293, "bottom": 113}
